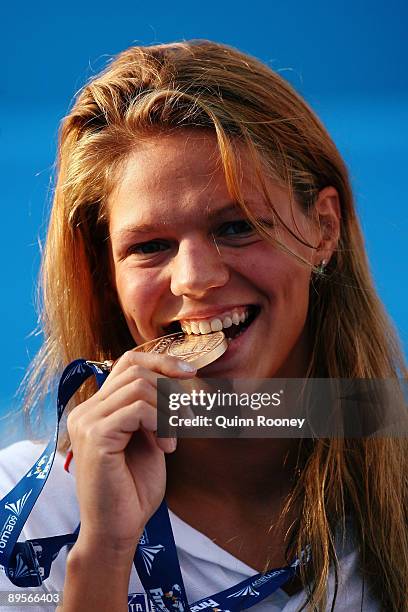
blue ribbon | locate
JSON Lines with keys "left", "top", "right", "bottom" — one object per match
{"left": 0, "top": 359, "right": 305, "bottom": 611}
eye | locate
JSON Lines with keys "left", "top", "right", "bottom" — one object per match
{"left": 219, "top": 220, "right": 255, "bottom": 237}
{"left": 127, "top": 240, "right": 169, "bottom": 256}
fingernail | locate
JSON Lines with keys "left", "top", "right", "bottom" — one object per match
{"left": 177, "top": 360, "right": 196, "bottom": 372}
{"left": 170, "top": 437, "right": 177, "bottom": 451}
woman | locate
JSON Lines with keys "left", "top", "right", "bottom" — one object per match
{"left": 0, "top": 40, "right": 406, "bottom": 611}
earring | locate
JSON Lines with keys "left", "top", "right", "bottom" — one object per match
{"left": 314, "top": 259, "right": 327, "bottom": 276}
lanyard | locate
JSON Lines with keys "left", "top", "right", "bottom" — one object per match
{"left": 0, "top": 359, "right": 306, "bottom": 611}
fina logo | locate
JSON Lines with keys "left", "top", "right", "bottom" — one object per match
{"left": 138, "top": 544, "right": 165, "bottom": 575}
{"left": 9, "top": 552, "right": 36, "bottom": 579}
{"left": 227, "top": 584, "right": 260, "bottom": 598}
{"left": 4, "top": 490, "right": 32, "bottom": 517}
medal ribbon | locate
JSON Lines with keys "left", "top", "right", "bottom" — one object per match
{"left": 0, "top": 360, "right": 306, "bottom": 611}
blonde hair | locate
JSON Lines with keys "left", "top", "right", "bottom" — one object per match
{"left": 22, "top": 41, "right": 407, "bottom": 610}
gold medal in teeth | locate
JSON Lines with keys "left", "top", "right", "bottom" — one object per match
{"left": 103, "top": 331, "right": 228, "bottom": 371}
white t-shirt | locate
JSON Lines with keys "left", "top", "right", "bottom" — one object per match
{"left": 0, "top": 441, "right": 379, "bottom": 611}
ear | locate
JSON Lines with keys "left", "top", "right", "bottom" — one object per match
{"left": 312, "top": 186, "right": 341, "bottom": 266}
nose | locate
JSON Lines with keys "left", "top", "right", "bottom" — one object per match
{"left": 170, "top": 237, "right": 230, "bottom": 298}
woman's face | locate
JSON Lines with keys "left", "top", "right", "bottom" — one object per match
{"left": 108, "top": 131, "right": 337, "bottom": 378}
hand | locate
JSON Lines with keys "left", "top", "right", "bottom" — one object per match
{"left": 66, "top": 350, "right": 196, "bottom": 552}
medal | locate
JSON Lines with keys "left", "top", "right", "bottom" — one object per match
{"left": 99, "top": 331, "right": 228, "bottom": 371}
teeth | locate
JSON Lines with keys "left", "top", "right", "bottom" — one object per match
{"left": 190, "top": 321, "right": 200, "bottom": 335}
{"left": 198, "top": 320, "right": 211, "bottom": 334}
{"left": 181, "top": 322, "right": 191, "bottom": 334}
{"left": 232, "top": 312, "right": 240, "bottom": 325}
{"left": 210, "top": 318, "right": 223, "bottom": 332}
{"left": 179, "top": 308, "right": 252, "bottom": 336}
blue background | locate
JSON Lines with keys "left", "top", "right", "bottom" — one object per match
{"left": 1, "top": 0, "right": 407, "bottom": 447}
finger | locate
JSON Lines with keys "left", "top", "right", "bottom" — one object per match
{"left": 97, "top": 378, "right": 157, "bottom": 418}
{"left": 103, "top": 402, "right": 177, "bottom": 454}
{"left": 68, "top": 375, "right": 174, "bottom": 435}
{"left": 155, "top": 435, "right": 178, "bottom": 454}
{"left": 102, "top": 375, "right": 173, "bottom": 417}
{"left": 98, "top": 364, "right": 157, "bottom": 399}
{"left": 76, "top": 400, "right": 158, "bottom": 456}
{"left": 98, "top": 400, "right": 158, "bottom": 449}
{"left": 109, "top": 349, "right": 197, "bottom": 379}
{"left": 98, "top": 365, "right": 158, "bottom": 402}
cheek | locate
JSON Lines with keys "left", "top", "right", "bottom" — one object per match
{"left": 240, "top": 248, "right": 311, "bottom": 322}
{"left": 281, "top": 265, "right": 311, "bottom": 307}
{"left": 114, "top": 268, "right": 163, "bottom": 331}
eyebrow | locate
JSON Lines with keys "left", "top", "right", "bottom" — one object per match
{"left": 111, "top": 202, "right": 247, "bottom": 238}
